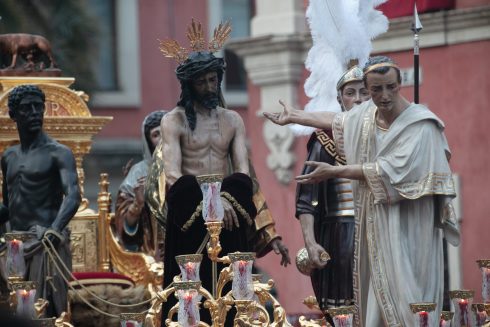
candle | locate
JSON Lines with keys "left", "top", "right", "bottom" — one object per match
{"left": 418, "top": 311, "right": 429, "bottom": 327}
{"left": 477, "top": 260, "right": 490, "bottom": 303}
{"left": 472, "top": 304, "right": 489, "bottom": 327}
{"left": 176, "top": 254, "right": 202, "bottom": 282}
{"left": 327, "top": 306, "right": 356, "bottom": 327}
{"left": 449, "top": 290, "right": 474, "bottom": 327}
{"left": 483, "top": 268, "right": 490, "bottom": 303}
{"left": 197, "top": 175, "right": 224, "bottom": 222}
{"left": 230, "top": 252, "right": 255, "bottom": 300}
{"left": 119, "top": 313, "right": 145, "bottom": 327}
{"left": 183, "top": 292, "right": 197, "bottom": 325}
{"left": 440, "top": 311, "right": 454, "bottom": 327}
{"left": 238, "top": 260, "right": 247, "bottom": 275}
{"left": 459, "top": 299, "right": 469, "bottom": 326}
{"left": 6, "top": 235, "right": 27, "bottom": 279}
{"left": 333, "top": 314, "right": 352, "bottom": 327}
{"left": 176, "top": 282, "right": 200, "bottom": 327}
{"left": 184, "top": 262, "right": 196, "bottom": 280}
{"left": 14, "top": 286, "right": 36, "bottom": 318}
{"left": 410, "top": 303, "right": 437, "bottom": 327}
{"left": 475, "top": 311, "right": 487, "bottom": 326}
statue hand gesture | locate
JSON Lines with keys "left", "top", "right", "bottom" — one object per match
{"left": 295, "top": 161, "right": 336, "bottom": 184}
{"left": 263, "top": 100, "right": 294, "bottom": 126}
{"left": 271, "top": 238, "right": 291, "bottom": 267}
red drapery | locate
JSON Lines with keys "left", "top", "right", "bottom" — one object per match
{"left": 378, "top": 0, "right": 455, "bottom": 19}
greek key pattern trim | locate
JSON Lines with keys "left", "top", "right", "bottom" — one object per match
{"left": 394, "top": 173, "right": 455, "bottom": 200}
{"left": 362, "top": 162, "right": 389, "bottom": 204}
{"left": 315, "top": 130, "right": 346, "bottom": 165}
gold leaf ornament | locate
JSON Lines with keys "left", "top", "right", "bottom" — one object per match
{"left": 186, "top": 18, "right": 206, "bottom": 52}
{"left": 158, "top": 39, "right": 188, "bottom": 64}
{"left": 158, "top": 19, "right": 232, "bottom": 64}
{"left": 208, "top": 21, "right": 232, "bottom": 53}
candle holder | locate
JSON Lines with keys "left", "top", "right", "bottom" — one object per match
{"left": 471, "top": 304, "right": 490, "bottom": 327}
{"left": 327, "top": 305, "right": 356, "bottom": 327}
{"left": 234, "top": 299, "right": 256, "bottom": 325}
{"left": 175, "top": 254, "right": 203, "bottom": 282}
{"left": 477, "top": 260, "right": 490, "bottom": 303}
{"left": 175, "top": 281, "right": 201, "bottom": 327}
{"left": 205, "top": 221, "right": 224, "bottom": 263}
{"left": 440, "top": 311, "right": 454, "bottom": 327}
{"left": 449, "top": 290, "right": 474, "bottom": 327}
{"left": 120, "top": 312, "right": 146, "bottom": 327}
{"left": 4, "top": 233, "right": 30, "bottom": 281}
{"left": 229, "top": 252, "right": 255, "bottom": 301}
{"left": 410, "top": 303, "right": 437, "bottom": 327}
{"left": 9, "top": 281, "right": 37, "bottom": 319}
{"left": 198, "top": 174, "right": 226, "bottom": 264}
{"left": 196, "top": 174, "right": 224, "bottom": 223}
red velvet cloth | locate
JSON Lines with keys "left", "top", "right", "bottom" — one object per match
{"left": 379, "top": 0, "right": 455, "bottom": 19}
{"left": 71, "top": 271, "right": 135, "bottom": 288}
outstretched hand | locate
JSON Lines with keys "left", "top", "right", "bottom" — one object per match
{"left": 263, "top": 100, "right": 294, "bottom": 126}
{"left": 295, "top": 161, "right": 337, "bottom": 184}
{"left": 271, "top": 239, "right": 291, "bottom": 267}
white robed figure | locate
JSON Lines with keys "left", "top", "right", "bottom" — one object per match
{"left": 264, "top": 56, "right": 460, "bottom": 327}
{"left": 333, "top": 93, "right": 458, "bottom": 326}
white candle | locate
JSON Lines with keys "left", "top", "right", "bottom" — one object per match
{"left": 333, "top": 314, "right": 353, "bottom": 327}
{"left": 458, "top": 299, "right": 470, "bottom": 326}
{"left": 16, "top": 288, "right": 36, "bottom": 318}
{"left": 231, "top": 255, "right": 254, "bottom": 300}
{"left": 417, "top": 311, "right": 429, "bottom": 327}
{"left": 6, "top": 237, "right": 26, "bottom": 278}
{"left": 481, "top": 267, "right": 490, "bottom": 303}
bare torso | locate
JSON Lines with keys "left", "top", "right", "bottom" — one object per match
{"left": 1, "top": 133, "right": 80, "bottom": 231}
{"left": 162, "top": 106, "right": 249, "bottom": 185}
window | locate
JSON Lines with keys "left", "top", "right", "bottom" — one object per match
{"left": 91, "top": 0, "right": 141, "bottom": 107}
{"left": 208, "top": 0, "right": 253, "bottom": 105}
{"left": 87, "top": 0, "right": 118, "bottom": 91}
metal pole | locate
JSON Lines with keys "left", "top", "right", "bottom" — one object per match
{"left": 411, "top": 2, "right": 423, "bottom": 104}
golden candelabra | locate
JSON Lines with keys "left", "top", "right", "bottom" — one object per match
{"left": 144, "top": 174, "right": 292, "bottom": 327}
{"left": 145, "top": 221, "right": 292, "bottom": 326}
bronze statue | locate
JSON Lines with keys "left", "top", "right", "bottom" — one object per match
{"left": 0, "top": 34, "right": 57, "bottom": 72}
{"left": 0, "top": 84, "right": 81, "bottom": 316}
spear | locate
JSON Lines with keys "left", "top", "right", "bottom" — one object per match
{"left": 411, "top": 2, "right": 423, "bottom": 104}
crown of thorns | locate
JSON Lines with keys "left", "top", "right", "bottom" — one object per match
{"left": 158, "top": 19, "right": 232, "bottom": 64}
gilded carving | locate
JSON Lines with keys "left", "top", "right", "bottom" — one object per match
{"left": 68, "top": 218, "right": 98, "bottom": 272}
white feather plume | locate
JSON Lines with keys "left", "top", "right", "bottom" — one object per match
{"left": 291, "top": 0, "right": 389, "bottom": 136}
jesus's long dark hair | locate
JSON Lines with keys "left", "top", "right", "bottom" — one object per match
{"left": 175, "top": 52, "right": 226, "bottom": 131}
{"left": 177, "top": 70, "right": 225, "bottom": 131}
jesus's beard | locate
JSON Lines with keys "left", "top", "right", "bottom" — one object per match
{"left": 196, "top": 92, "right": 220, "bottom": 110}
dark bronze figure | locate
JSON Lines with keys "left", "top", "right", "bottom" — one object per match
{"left": 0, "top": 84, "right": 81, "bottom": 316}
